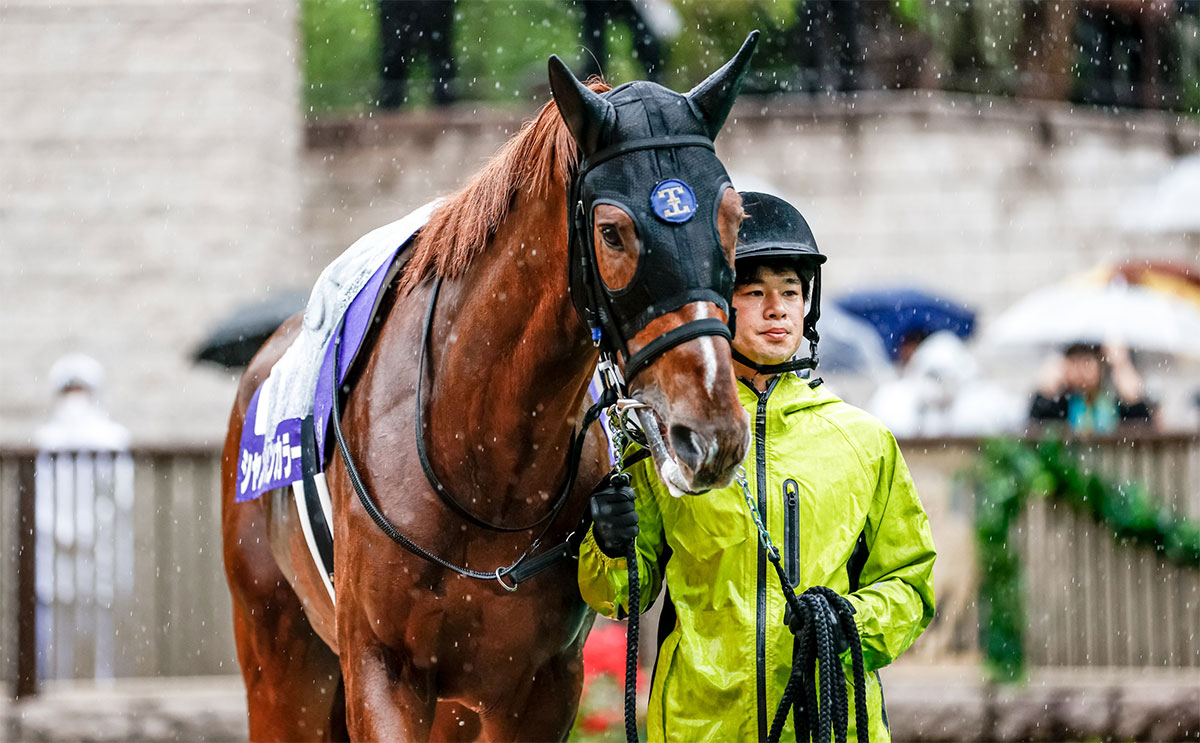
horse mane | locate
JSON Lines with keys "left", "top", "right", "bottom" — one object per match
{"left": 401, "top": 80, "right": 612, "bottom": 290}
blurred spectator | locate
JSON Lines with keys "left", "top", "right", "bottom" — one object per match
{"left": 1016, "top": 0, "right": 1080, "bottom": 100}
{"left": 869, "top": 331, "right": 1023, "bottom": 438}
{"left": 34, "top": 353, "right": 133, "bottom": 680}
{"left": 1028, "top": 341, "right": 1155, "bottom": 432}
{"left": 795, "top": 0, "right": 865, "bottom": 92}
{"left": 1075, "top": 0, "right": 1177, "bottom": 108}
{"left": 896, "top": 329, "right": 931, "bottom": 371}
{"left": 578, "top": 0, "right": 680, "bottom": 83}
{"left": 379, "top": 0, "right": 457, "bottom": 108}
{"left": 35, "top": 353, "right": 130, "bottom": 452}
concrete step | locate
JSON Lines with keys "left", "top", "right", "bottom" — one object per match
{"left": 882, "top": 664, "right": 1200, "bottom": 742}
{"left": 3, "top": 666, "right": 1198, "bottom": 742}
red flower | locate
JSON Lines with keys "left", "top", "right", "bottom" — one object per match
{"left": 583, "top": 623, "right": 633, "bottom": 682}
{"left": 581, "top": 709, "right": 622, "bottom": 733}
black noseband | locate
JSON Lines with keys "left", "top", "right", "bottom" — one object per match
{"left": 624, "top": 318, "right": 732, "bottom": 383}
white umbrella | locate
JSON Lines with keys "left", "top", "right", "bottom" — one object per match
{"left": 984, "top": 282, "right": 1200, "bottom": 360}
{"left": 817, "top": 304, "right": 894, "bottom": 376}
{"left": 1119, "top": 151, "right": 1200, "bottom": 234}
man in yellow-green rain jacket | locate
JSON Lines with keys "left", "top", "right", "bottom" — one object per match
{"left": 579, "top": 192, "right": 936, "bottom": 743}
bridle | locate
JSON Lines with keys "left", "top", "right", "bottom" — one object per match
{"left": 566, "top": 133, "right": 735, "bottom": 383}
{"left": 329, "top": 134, "right": 736, "bottom": 590}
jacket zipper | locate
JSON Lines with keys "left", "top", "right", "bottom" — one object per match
{"left": 750, "top": 376, "right": 779, "bottom": 743}
{"left": 782, "top": 479, "right": 800, "bottom": 587}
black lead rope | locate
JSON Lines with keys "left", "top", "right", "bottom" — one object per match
{"left": 624, "top": 537, "right": 640, "bottom": 743}
{"left": 767, "top": 572, "right": 869, "bottom": 743}
{"left": 738, "top": 468, "right": 869, "bottom": 743}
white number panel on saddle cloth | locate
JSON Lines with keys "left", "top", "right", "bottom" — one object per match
{"left": 236, "top": 200, "right": 438, "bottom": 504}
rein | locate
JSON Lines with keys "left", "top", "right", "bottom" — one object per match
{"left": 329, "top": 276, "right": 615, "bottom": 589}
{"left": 414, "top": 277, "right": 565, "bottom": 532}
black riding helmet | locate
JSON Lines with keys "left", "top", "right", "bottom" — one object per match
{"left": 733, "top": 191, "right": 827, "bottom": 373}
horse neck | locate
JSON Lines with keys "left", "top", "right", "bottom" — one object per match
{"left": 425, "top": 189, "right": 598, "bottom": 517}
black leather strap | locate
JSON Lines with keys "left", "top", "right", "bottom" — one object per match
{"left": 331, "top": 308, "right": 617, "bottom": 585}
{"left": 300, "top": 414, "right": 335, "bottom": 583}
{"left": 415, "top": 277, "right": 563, "bottom": 532}
{"left": 731, "top": 347, "right": 817, "bottom": 375}
{"left": 624, "top": 318, "right": 732, "bottom": 383}
{"left": 581, "top": 135, "right": 714, "bottom": 173}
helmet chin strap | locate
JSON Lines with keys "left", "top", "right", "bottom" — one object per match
{"left": 731, "top": 346, "right": 818, "bottom": 375}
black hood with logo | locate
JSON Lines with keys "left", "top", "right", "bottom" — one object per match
{"left": 548, "top": 32, "right": 759, "bottom": 382}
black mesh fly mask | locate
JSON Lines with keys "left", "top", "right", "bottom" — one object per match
{"left": 548, "top": 32, "right": 759, "bottom": 384}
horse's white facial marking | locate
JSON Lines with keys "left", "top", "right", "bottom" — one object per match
{"left": 693, "top": 305, "right": 721, "bottom": 395}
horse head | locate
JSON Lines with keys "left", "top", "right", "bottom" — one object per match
{"left": 548, "top": 33, "right": 759, "bottom": 495}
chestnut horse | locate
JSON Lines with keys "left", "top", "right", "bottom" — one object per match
{"left": 221, "top": 37, "right": 757, "bottom": 742}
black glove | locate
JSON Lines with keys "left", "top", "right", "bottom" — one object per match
{"left": 589, "top": 473, "right": 638, "bottom": 559}
{"left": 785, "top": 590, "right": 853, "bottom": 655}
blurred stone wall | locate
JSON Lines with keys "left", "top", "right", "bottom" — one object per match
{"left": 303, "top": 94, "right": 1200, "bottom": 317}
{"left": 302, "top": 95, "right": 1200, "bottom": 426}
{"left": 0, "top": 0, "right": 301, "bottom": 448}
{"left": 722, "top": 96, "right": 1200, "bottom": 311}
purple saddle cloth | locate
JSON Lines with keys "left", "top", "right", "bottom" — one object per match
{"left": 235, "top": 203, "right": 437, "bottom": 502}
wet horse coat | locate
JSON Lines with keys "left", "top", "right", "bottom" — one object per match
{"left": 221, "top": 37, "right": 758, "bottom": 742}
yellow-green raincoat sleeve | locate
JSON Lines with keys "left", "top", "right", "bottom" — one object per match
{"left": 844, "top": 430, "right": 937, "bottom": 671}
{"left": 578, "top": 453, "right": 667, "bottom": 618}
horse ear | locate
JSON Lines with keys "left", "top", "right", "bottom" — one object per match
{"left": 548, "top": 54, "right": 613, "bottom": 155}
{"left": 686, "top": 30, "right": 760, "bottom": 140}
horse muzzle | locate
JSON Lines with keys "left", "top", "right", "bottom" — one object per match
{"left": 641, "top": 404, "right": 750, "bottom": 495}
{"left": 622, "top": 330, "right": 750, "bottom": 497}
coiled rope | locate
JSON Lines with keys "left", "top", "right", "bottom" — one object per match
{"left": 769, "top": 585, "right": 868, "bottom": 743}
{"left": 735, "top": 467, "right": 869, "bottom": 743}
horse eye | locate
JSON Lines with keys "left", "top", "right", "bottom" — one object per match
{"left": 599, "top": 226, "right": 623, "bottom": 250}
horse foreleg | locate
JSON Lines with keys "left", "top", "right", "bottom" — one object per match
{"left": 339, "top": 618, "right": 438, "bottom": 741}
{"left": 225, "top": 501, "right": 345, "bottom": 742}
{"left": 478, "top": 655, "right": 585, "bottom": 743}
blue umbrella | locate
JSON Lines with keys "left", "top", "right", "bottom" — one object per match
{"left": 834, "top": 287, "right": 975, "bottom": 361}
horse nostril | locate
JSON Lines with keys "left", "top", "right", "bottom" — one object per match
{"left": 669, "top": 425, "right": 714, "bottom": 474}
